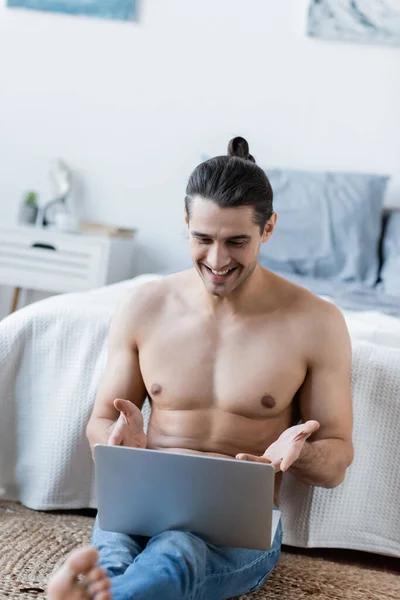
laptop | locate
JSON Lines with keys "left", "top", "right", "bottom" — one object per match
{"left": 94, "top": 444, "right": 281, "bottom": 551}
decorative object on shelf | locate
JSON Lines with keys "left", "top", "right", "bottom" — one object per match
{"left": 18, "top": 191, "right": 39, "bottom": 225}
{"left": 40, "top": 159, "right": 79, "bottom": 232}
{"left": 53, "top": 212, "right": 80, "bottom": 233}
{"left": 307, "top": 0, "right": 400, "bottom": 46}
{"left": 7, "top": 0, "right": 137, "bottom": 22}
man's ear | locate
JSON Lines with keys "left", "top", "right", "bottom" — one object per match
{"left": 261, "top": 213, "right": 277, "bottom": 243}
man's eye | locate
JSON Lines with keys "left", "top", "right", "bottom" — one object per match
{"left": 228, "top": 241, "right": 246, "bottom": 247}
{"left": 196, "top": 238, "right": 212, "bottom": 244}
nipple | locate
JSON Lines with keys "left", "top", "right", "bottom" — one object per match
{"left": 261, "top": 394, "right": 276, "bottom": 409}
{"left": 151, "top": 383, "right": 162, "bottom": 395}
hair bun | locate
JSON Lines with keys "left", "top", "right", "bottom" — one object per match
{"left": 227, "top": 136, "right": 255, "bottom": 163}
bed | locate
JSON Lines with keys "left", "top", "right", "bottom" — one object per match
{"left": 1, "top": 167, "right": 399, "bottom": 557}
{"left": 0, "top": 271, "right": 399, "bottom": 557}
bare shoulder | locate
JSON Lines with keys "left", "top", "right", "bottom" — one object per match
{"left": 271, "top": 271, "right": 342, "bottom": 318}
{"left": 114, "top": 270, "right": 193, "bottom": 323}
{"left": 306, "top": 295, "right": 351, "bottom": 358}
{"left": 115, "top": 277, "right": 167, "bottom": 320}
{"left": 269, "top": 271, "right": 351, "bottom": 358}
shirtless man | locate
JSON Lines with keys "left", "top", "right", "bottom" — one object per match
{"left": 47, "top": 137, "right": 353, "bottom": 600}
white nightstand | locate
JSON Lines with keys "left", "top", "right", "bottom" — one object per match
{"left": 0, "top": 225, "right": 137, "bottom": 313}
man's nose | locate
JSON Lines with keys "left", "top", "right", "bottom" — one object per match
{"left": 207, "top": 244, "right": 230, "bottom": 269}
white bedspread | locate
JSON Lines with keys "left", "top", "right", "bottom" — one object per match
{"left": 0, "top": 275, "right": 399, "bottom": 557}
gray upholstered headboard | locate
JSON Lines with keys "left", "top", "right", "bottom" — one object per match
{"left": 378, "top": 208, "right": 399, "bottom": 276}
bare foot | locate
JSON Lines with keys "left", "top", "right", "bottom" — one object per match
{"left": 47, "top": 546, "right": 112, "bottom": 600}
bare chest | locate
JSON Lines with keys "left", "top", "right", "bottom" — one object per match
{"left": 138, "top": 315, "right": 306, "bottom": 419}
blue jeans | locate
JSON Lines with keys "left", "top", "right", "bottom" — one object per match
{"left": 91, "top": 513, "right": 282, "bottom": 600}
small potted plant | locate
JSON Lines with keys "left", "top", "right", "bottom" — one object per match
{"left": 19, "top": 191, "right": 39, "bottom": 225}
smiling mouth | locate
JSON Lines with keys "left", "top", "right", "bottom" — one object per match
{"left": 203, "top": 265, "right": 238, "bottom": 278}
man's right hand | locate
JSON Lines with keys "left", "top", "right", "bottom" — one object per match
{"left": 107, "top": 398, "right": 147, "bottom": 448}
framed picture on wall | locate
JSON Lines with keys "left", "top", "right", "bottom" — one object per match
{"left": 307, "top": 0, "right": 400, "bottom": 46}
{"left": 7, "top": 0, "right": 137, "bottom": 22}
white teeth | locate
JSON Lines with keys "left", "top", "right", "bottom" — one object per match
{"left": 211, "top": 268, "right": 232, "bottom": 275}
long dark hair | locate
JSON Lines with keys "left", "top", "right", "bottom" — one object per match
{"left": 185, "top": 137, "right": 273, "bottom": 233}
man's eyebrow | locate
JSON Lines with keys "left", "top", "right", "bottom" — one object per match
{"left": 191, "top": 231, "right": 251, "bottom": 240}
{"left": 191, "top": 231, "right": 211, "bottom": 238}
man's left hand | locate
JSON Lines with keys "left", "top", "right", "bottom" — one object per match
{"left": 236, "top": 420, "right": 320, "bottom": 472}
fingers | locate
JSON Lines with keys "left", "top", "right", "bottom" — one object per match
{"left": 280, "top": 446, "right": 300, "bottom": 472}
{"left": 236, "top": 453, "right": 272, "bottom": 464}
{"left": 107, "top": 422, "right": 124, "bottom": 446}
{"left": 293, "top": 420, "right": 320, "bottom": 441}
{"left": 107, "top": 432, "right": 122, "bottom": 446}
{"left": 262, "top": 454, "right": 282, "bottom": 471}
{"left": 113, "top": 398, "right": 135, "bottom": 417}
{"left": 304, "top": 420, "right": 320, "bottom": 434}
{"left": 270, "top": 459, "right": 283, "bottom": 472}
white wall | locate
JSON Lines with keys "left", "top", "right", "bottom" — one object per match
{"left": 1, "top": 0, "right": 399, "bottom": 319}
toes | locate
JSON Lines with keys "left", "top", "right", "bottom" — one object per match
{"left": 83, "top": 567, "right": 106, "bottom": 586}
{"left": 82, "top": 566, "right": 111, "bottom": 599}
{"left": 47, "top": 547, "right": 102, "bottom": 600}
{"left": 94, "top": 591, "right": 112, "bottom": 600}
{"left": 87, "top": 578, "right": 111, "bottom": 597}
{"left": 48, "top": 547, "right": 97, "bottom": 597}
{"left": 67, "top": 547, "right": 99, "bottom": 576}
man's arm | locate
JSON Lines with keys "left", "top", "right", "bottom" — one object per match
{"left": 86, "top": 289, "right": 148, "bottom": 454}
{"left": 289, "top": 301, "right": 354, "bottom": 488}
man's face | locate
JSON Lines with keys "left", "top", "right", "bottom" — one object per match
{"left": 186, "top": 196, "right": 275, "bottom": 298}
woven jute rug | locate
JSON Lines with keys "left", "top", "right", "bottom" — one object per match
{"left": 0, "top": 501, "right": 398, "bottom": 600}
